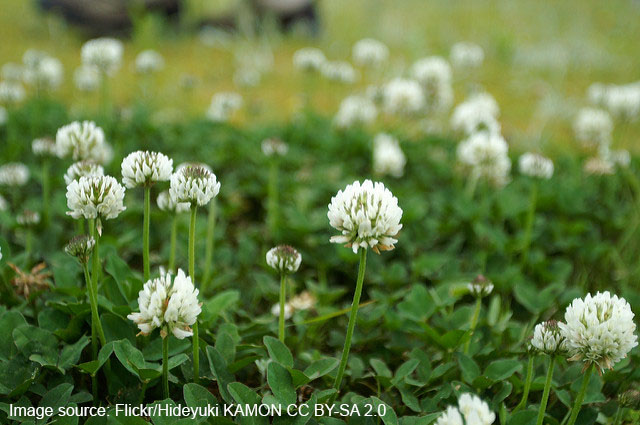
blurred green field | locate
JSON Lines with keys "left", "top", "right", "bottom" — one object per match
{"left": 1, "top": 0, "right": 639, "bottom": 152}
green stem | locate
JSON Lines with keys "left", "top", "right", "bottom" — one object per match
{"left": 278, "top": 272, "right": 286, "bottom": 342}
{"left": 536, "top": 356, "right": 556, "bottom": 425}
{"left": 189, "top": 205, "right": 199, "bottom": 384}
{"left": 90, "top": 220, "right": 106, "bottom": 346}
{"left": 143, "top": 186, "right": 151, "bottom": 281}
{"left": 137, "top": 381, "right": 148, "bottom": 405}
{"left": 465, "top": 173, "right": 479, "bottom": 199}
{"left": 612, "top": 406, "right": 624, "bottom": 425}
{"left": 464, "top": 297, "right": 482, "bottom": 354}
{"left": 83, "top": 264, "right": 98, "bottom": 403}
{"left": 202, "top": 199, "right": 216, "bottom": 292}
{"left": 42, "top": 158, "right": 50, "bottom": 225}
{"left": 162, "top": 335, "right": 169, "bottom": 399}
{"left": 267, "top": 160, "right": 279, "bottom": 238}
{"left": 514, "top": 355, "right": 535, "bottom": 412}
{"left": 169, "top": 215, "right": 178, "bottom": 272}
{"left": 521, "top": 183, "right": 538, "bottom": 265}
{"left": 333, "top": 248, "right": 368, "bottom": 396}
{"left": 566, "top": 364, "right": 595, "bottom": 425}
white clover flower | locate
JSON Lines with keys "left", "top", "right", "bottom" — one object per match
{"left": 352, "top": 38, "right": 389, "bottom": 68}
{"left": 560, "top": 291, "right": 638, "bottom": 371}
{"left": 289, "top": 291, "right": 316, "bottom": 311}
{"left": 334, "top": 95, "right": 377, "bottom": 128}
{"left": 64, "top": 160, "right": 104, "bottom": 185}
{"left": 56, "top": 121, "right": 107, "bottom": 161}
{"left": 583, "top": 156, "right": 614, "bottom": 176}
{"left": 121, "top": 150, "right": 173, "bottom": 188}
{"left": 383, "top": 78, "right": 425, "bottom": 115}
{"left": 176, "top": 162, "right": 213, "bottom": 174}
{"left": 436, "top": 406, "right": 463, "bottom": 425}
{"left": 157, "top": 190, "right": 190, "bottom": 214}
{"left": 169, "top": 166, "right": 220, "bottom": 207}
{"left": 518, "top": 152, "right": 554, "bottom": 179}
{"left": 411, "top": 57, "right": 454, "bottom": 113}
{"left": 587, "top": 83, "right": 607, "bottom": 106}
{"left": 16, "top": 210, "right": 40, "bottom": 226}
{"left": 0, "top": 81, "right": 26, "bottom": 104}
{"left": 74, "top": 66, "right": 100, "bottom": 92}
{"left": 457, "top": 132, "right": 511, "bottom": 187}
{"left": 266, "top": 245, "right": 302, "bottom": 274}
{"left": 32, "top": 138, "right": 59, "bottom": 157}
{"left": 467, "top": 275, "right": 494, "bottom": 298}
{"left": 451, "top": 93, "right": 501, "bottom": 136}
{"left": 601, "top": 147, "right": 630, "bottom": 169}
{"left": 373, "top": 133, "right": 406, "bottom": 178}
{"left": 573, "top": 108, "right": 612, "bottom": 148}
{"left": 0, "top": 163, "right": 29, "bottom": 186}
{"left": 328, "top": 180, "right": 403, "bottom": 254}
{"left": 531, "top": 320, "right": 566, "bottom": 355}
{"left": 128, "top": 269, "right": 201, "bottom": 339}
{"left": 65, "top": 235, "right": 95, "bottom": 264}
{"left": 601, "top": 84, "right": 640, "bottom": 121}
{"left": 457, "top": 393, "right": 496, "bottom": 425}
{"left": 262, "top": 137, "right": 289, "bottom": 157}
{"left": 24, "top": 56, "right": 63, "bottom": 90}
{"left": 293, "top": 47, "right": 326, "bottom": 73}
{"left": 206, "top": 92, "right": 243, "bottom": 122}
{"left": 66, "top": 175, "right": 126, "bottom": 220}
{"left": 321, "top": 61, "right": 358, "bottom": 84}
{"left": 135, "top": 49, "right": 164, "bottom": 74}
{"left": 271, "top": 302, "right": 293, "bottom": 319}
{"left": 81, "top": 38, "right": 123, "bottom": 76}
{"left": 2, "top": 63, "right": 23, "bottom": 82}
{"left": 23, "top": 49, "right": 47, "bottom": 68}
{"left": 450, "top": 42, "right": 485, "bottom": 69}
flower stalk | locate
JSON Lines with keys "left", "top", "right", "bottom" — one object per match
{"left": 143, "top": 186, "right": 151, "bottom": 281}
{"left": 536, "top": 356, "right": 556, "bottom": 425}
{"left": 189, "top": 205, "right": 199, "bottom": 384}
{"left": 566, "top": 363, "right": 595, "bottom": 425}
{"left": 202, "top": 199, "right": 216, "bottom": 292}
{"left": 89, "top": 219, "right": 107, "bottom": 347}
{"left": 514, "top": 356, "right": 534, "bottom": 412}
{"left": 278, "top": 272, "right": 286, "bottom": 342}
{"left": 162, "top": 334, "right": 169, "bottom": 399}
{"left": 333, "top": 248, "right": 367, "bottom": 395}
{"left": 464, "top": 297, "right": 482, "bottom": 354}
{"left": 169, "top": 215, "right": 178, "bottom": 271}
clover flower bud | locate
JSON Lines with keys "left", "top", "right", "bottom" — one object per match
{"left": 266, "top": 245, "right": 302, "bottom": 274}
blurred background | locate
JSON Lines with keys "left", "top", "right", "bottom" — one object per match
{"left": 1, "top": 0, "right": 639, "bottom": 152}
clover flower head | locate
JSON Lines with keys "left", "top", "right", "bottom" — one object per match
{"left": 437, "top": 393, "right": 495, "bottom": 425}
{"left": 65, "top": 235, "right": 96, "bottom": 264}
{"left": 559, "top": 291, "right": 638, "bottom": 372}
{"left": 64, "top": 161, "right": 104, "bottom": 186}
{"left": 518, "top": 152, "right": 554, "bottom": 179}
{"left": 619, "top": 390, "right": 640, "bottom": 409}
{"left": 411, "top": 56, "right": 453, "bottom": 112}
{"left": 81, "top": 37, "right": 123, "bottom": 76}
{"left": 335, "top": 95, "right": 377, "bottom": 128}
{"left": 353, "top": 38, "right": 389, "bottom": 68}
{"left": 328, "top": 179, "right": 403, "bottom": 254}
{"left": 321, "top": 61, "right": 358, "bottom": 84}
{"left": 0, "top": 81, "right": 26, "bottom": 104}
{"left": 66, "top": 175, "right": 126, "bottom": 220}
{"left": 32, "top": 137, "right": 59, "bottom": 157}
{"left": 293, "top": 47, "right": 326, "bottom": 73}
{"left": 169, "top": 165, "right": 220, "bottom": 207}
{"left": 127, "top": 269, "right": 201, "bottom": 339}
{"left": 601, "top": 83, "right": 640, "bottom": 120}
{"left": 22, "top": 49, "right": 47, "bottom": 68}
{"left": 599, "top": 146, "right": 630, "bottom": 170}
{"left": 373, "top": 133, "right": 406, "bottom": 178}
{"left": 266, "top": 245, "right": 302, "bottom": 274}
{"left": 467, "top": 274, "right": 494, "bottom": 298}
{"left": 289, "top": 291, "right": 316, "bottom": 311}
{"left": 24, "top": 56, "right": 63, "bottom": 90}
{"left": 0, "top": 163, "right": 29, "bottom": 186}
{"left": 451, "top": 93, "right": 501, "bottom": 136}
{"left": 262, "top": 137, "right": 289, "bottom": 157}
{"left": 74, "top": 66, "right": 100, "bottom": 92}
{"left": 17, "top": 209, "right": 40, "bottom": 226}
{"left": 531, "top": 320, "right": 566, "bottom": 354}
{"left": 573, "top": 108, "right": 612, "bottom": 148}
{"left": 56, "top": 121, "right": 107, "bottom": 161}
{"left": 271, "top": 302, "right": 293, "bottom": 319}
{"left": 457, "top": 131, "right": 511, "bottom": 187}
{"left": 206, "top": 92, "right": 243, "bottom": 122}
{"left": 383, "top": 78, "right": 425, "bottom": 116}
{"left": 157, "top": 190, "right": 190, "bottom": 214}
{"left": 450, "top": 42, "right": 485, "bottom": 69}
{"left": 135, "top": 49, "right": 165, "bottom": 74}
{"left": 583, "top": 156, "right": 614, "bottom": 176}
{"left": 121, "top": 150, "right": 173, "bottom": 188}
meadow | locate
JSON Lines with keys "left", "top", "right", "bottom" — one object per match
{"left": 0, "top": 0, "right": 639, "bottom": 424}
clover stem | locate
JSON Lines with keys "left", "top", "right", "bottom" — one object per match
{"left": 168, "top": 215, "right": 178, "bottom": 272}
{"left": 83, "top": 263, "right": 98, "bottom": 403}
{"left": 202, "top": 199, "right": 216, "bottom": 292}
{"left": 89, "top": 219, "right": 106, "bottom": 346}
{"left": 536, "top": 356, "right": 556, "bottom": 425}
{"left": 278, "top": 272, "right": 287, "bottom": 342}
{"left": 514, "top": 355, "right": 534, "bottom": 413}
{"left": 162, "top": 335, "right": 170, "bottom": 398}
{"left": 463, "top": 297, "right": 482, "bottom": 354}
{"left": 333, "top": 248, "right": 368, "bottom": 397}
{"left": 189, "top": 205, "right": 200, "bottom": 384}
{"left": 143, "top": 186, "right": 151, "bottom": 281}
{"left": 566, "top": 363, "right": 595, "bottom": 425}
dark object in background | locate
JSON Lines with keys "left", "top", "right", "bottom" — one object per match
{"left": 37, "top": 0, "right": 319, "bottom": 37}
